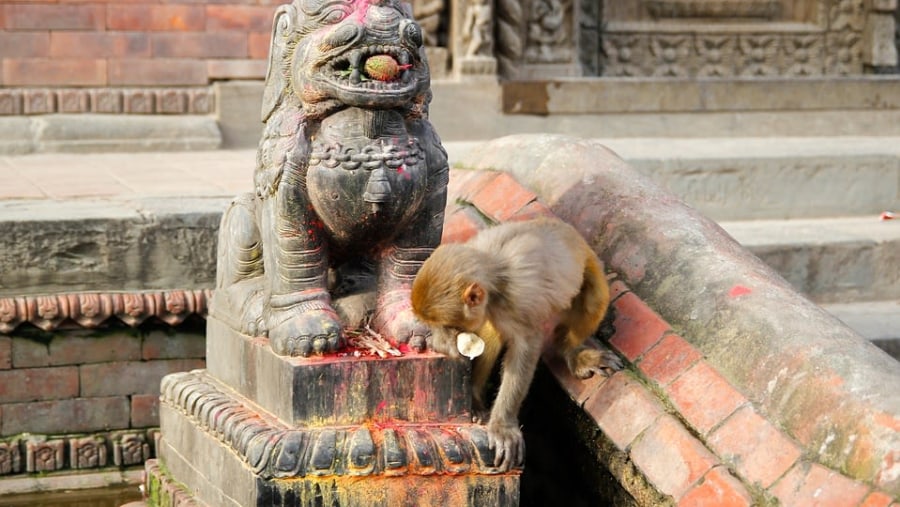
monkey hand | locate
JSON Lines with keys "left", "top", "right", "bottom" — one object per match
{"left": 570, "top": 346, "right": 624, "bottom": 379}
{"left": 424, "top": 327, "right": 463, "bottom": 359}
{"left": 486, "top": 419, "right": 525, "bottom": 471}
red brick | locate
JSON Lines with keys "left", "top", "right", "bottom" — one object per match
{"left": 108, "top": 58, "right": 207, "bottom": 85}
{"left": 448, "top": 169, "right": 498, "bottom": 201}
{"left": 206, "top": 5, "right": 273, "bottom": 31}
{"left": 441, "top": 207, "right": 485, "bottom": 244}
{"left": 860, "top": 492, "right": 895, "bottom": 507}
{"left": 666, "top": 361, "right": 747, "bottom": 435}
{"left": 131, "top": 394, "right": 160, "bottom": 428}
{"left": 0, "top": 337, "right": 10, "bottom": 370}
{"left": 638, "top": 333, "right": 702, "bottom": 386}
{"left": 0, "top": 397, "right": 130, "bottom": 436}
{"left": 0, "top": 32, "right": 50, "bottom": 58}
{"left": 48, "top": 331, "right": 141, "bottom": 366}
{"left": 207, "top": 59, "right": 266, "bottom": 79}
{"left": 5, "top": 4, "right": 105, "bottom": 31}
{"left": 3, "top": 58, "right": 106, "bottom": 86}
{"left": 631, "top": 415, "right": 718, "bottom": 498}
{"left": 152, "top": 32, "right": 248, "bottom": 58}
{"left": 248, "top": 31, "right": 270, "bottom": 60}
{"left": 770, "top": 462, "right": 869, "bottom": 507}
{"left": 107, "top": 5, "right": 205, "bottom": 31}
{"left": 582, "top": 371, "right": 665, "bottom": 450}
{"left": 80, "top": 359, "right": 205, "bottom": 397}
{"left": 11, "top": 336, "right": 49, "bottom": 368}
{"left": 708, "top": 406, "right": 801, "bottom": 488}
{"left": 608, "top": 292, "right": 670, "bottom": 361}
{"left": 678, "top": 467, "right": 753, "bottom": 507}
{"left": 0, "top": 366, "right": 78, "bottom": 403}
{"left": 50, "top": 32, "right": 150, "bottom": 58}
{"left": 142, "top": 330, "right": 205, "bottom": 360}
{"left": 470, "top": 172, "right": 538, "bottom": 222}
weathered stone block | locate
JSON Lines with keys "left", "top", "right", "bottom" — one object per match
{"left": 205, "top": 316, "right": 472, "bottom": 427}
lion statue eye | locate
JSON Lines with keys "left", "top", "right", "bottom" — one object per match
{"left": 321, "top": 8, "right": 348, "bottom": 24}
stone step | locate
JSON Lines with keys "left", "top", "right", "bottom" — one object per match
{"left": 820, "top": 300, "right": 900, "bottom": 360}
{"left": 718, "top": 216, "right": 900, "bottom": 305}
{"left": 453, "top": 136, "right": 900, "bottom": 221}
{"left": 600, "top": 137, "right": 900, "bottom": 221}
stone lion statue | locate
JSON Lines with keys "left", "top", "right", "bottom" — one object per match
{"left": 213, "top": 0, "right": 448, "bottom": 357}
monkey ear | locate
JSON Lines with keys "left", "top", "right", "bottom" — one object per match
{"left": 463, "top": 283, "right": 486, "bottom": 308}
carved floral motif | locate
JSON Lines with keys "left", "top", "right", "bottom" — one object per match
{"left": 0, "top": 289, "right": 211, "bottom": 333}
{"left": 26, "top": 438, "right": 65, "bottom": 473}
{"left": 650, "top": 35, "right": 691, "bottom": 77}
{"left": 0, "top": 441, "right": 23, "bottom": 475}
{"left": 71, "top": 436, "right": 109, "bottom": 469}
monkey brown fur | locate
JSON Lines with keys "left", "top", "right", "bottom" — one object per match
{"left": 411, "top": 218, "right": 622, "bottom": 471}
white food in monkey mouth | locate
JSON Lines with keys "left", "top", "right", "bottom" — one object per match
{"left": 456, "top": 332, "right": 485, "bottom": 359}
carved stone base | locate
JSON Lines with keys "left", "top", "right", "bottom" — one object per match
{"left": 154, "top": 370, "right": 520, "bottom": 506}
{"left": 205, "top": 316, "right": 473, "bottom": 427}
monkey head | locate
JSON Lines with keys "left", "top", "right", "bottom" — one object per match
{"left": 411, "top": 244, "right": 498, "bottom": 354}
{"left": 262, "top": 0, "right": 432, "bottom": 122}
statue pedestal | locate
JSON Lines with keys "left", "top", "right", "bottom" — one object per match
{"left": 145, "top": 317, "right": 520, "bottom": 506}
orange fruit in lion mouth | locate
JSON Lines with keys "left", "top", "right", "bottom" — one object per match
{"left": 364, "top": 55, "right": 401, "bottom": 81}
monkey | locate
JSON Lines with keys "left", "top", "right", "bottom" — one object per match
{"left": 411, "top": 218, "right": 623, "bottom": 471}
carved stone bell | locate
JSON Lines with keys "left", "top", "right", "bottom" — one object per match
{"left": 363, "top": 166, "right": 392, "bottom": 213}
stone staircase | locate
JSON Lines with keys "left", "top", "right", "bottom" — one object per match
{"left": 597, "top": 137, "right": 900, "bottom": 359}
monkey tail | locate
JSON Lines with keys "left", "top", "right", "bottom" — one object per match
{"left": 561, "top": 253, "right": 610, "bottom": 350}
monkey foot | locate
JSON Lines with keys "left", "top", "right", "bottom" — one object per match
{"left": 570, "top": 346, "right": 623, "bottom": 379}
{"left": 371, "top": 293, "right": 431, "bottom": 351}
{"left": 267, "top": 292, "right": 344, "bottom": 357}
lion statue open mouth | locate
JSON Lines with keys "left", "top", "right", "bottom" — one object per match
{"left": 213, "top": 0, "right": 448, "bottom": 357}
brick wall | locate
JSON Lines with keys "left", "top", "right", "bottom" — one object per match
{"left": 0, "top": 325, "right": 204, "bottom": 475}
{"left": 0, "top": 1, "right": 274, "bottom": 88}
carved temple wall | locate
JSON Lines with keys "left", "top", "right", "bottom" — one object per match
{"left": 0, "top": 0, "right": 896, "bottom": 116}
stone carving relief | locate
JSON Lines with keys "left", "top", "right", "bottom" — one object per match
{"left": 0, "top": 430, "right": 157, "bottom": 478}
{"left": 71, "top": 436, "right": 108, "bottom": 469}
{"left": 0, "top": 290, "right": 210, "bottom": 333}
{"left": 650, "top": 35, "right": 692, "bottom": 77}
{"left": 0, "top": 88, "right": 213, "bottom": 116}
{"left": 462, "top": 0, "right": 493, "bottom": 57}
{"left": 25, "top": 438, "right": 65, "bottom": 473}
{"left": 598, "top": 0, "right": 877, "bottom": 77}
{"left": 524, "top": 0, "right": 573, "bottom": 63}
{"left": 495, "top": 0, "right": 525, "bottom": 77}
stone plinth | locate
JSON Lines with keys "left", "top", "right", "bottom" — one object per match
{"left": 205, "top": 317, "right": 472, "bottom": 427}
{"left": 152, "top": 369, "right": 519, "bottom": 506}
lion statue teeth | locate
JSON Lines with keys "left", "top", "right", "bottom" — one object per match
{"left": 213, "top": 0, "right": 448, "bottom": 358}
